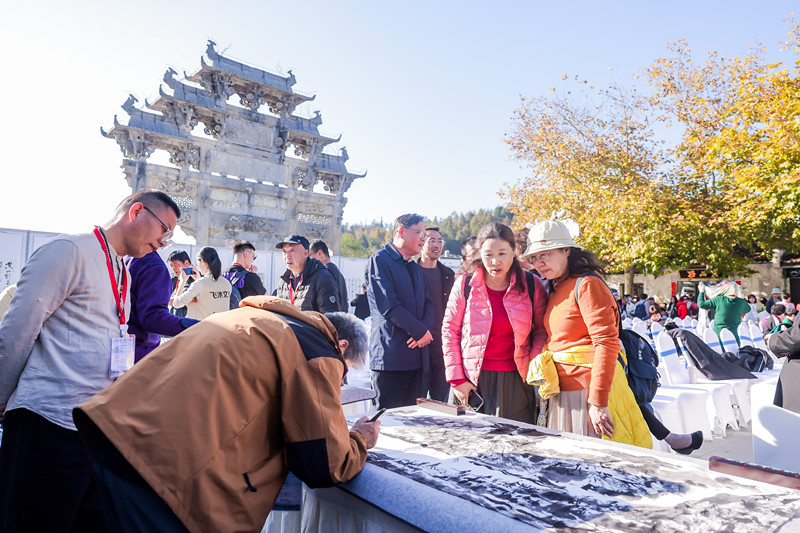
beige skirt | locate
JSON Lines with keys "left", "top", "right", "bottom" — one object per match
{"left": 547, "top": 388, "right": 600, "bottom": 438}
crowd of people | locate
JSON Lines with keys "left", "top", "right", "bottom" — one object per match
{"left": 0, "top": 190, "right": 797, "bottom": 532}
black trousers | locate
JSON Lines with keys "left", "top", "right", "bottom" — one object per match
{"left": 423, "top": 344, "right": 450, "bottom": 402}
{"left": 371, "top": 369, "right": 423, "bottom": 409}
{"left": 639, "top": 403, "right": 670, "bottom": 441}
{"left": 73, "top": 411, "right": 189, "bottom": 533}
{"left": 0, "top": 409, "right": 108, "bottom": 533}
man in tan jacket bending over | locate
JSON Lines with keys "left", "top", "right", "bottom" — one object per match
{"left": 73, "top": 296, "right": 380, "bottom": 533}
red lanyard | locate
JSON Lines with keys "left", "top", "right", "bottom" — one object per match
{"left": 93, "top": 227, "right": 128, "bottom": 330}
{"left": 289, "top": 275, "right": 302, "bottom": 305}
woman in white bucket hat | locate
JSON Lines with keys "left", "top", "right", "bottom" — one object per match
{"left": 523, "top": 219, "right": 652, "bottom": 448}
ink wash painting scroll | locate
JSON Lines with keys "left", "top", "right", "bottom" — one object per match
{"left": 352, "top": 408, "right": 800, "bottom": 532}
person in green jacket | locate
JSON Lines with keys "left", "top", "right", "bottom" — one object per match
{"left": 698, "top": 282, "right": 750, "bottom": 346}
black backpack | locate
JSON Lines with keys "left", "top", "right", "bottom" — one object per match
{"left": 224, "top": 270, "right": 247, "bottom": 310}
{"left": 574, "top": 272, "right": 660, "bottom": 405}
{"left": 736, "top": 345, "right": 773, "bottom": 373}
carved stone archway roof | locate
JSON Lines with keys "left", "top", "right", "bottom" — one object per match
{"left": 102, "top": 41, "right": 366, "bottom": 254}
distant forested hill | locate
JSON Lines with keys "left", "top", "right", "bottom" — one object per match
{"left": 340, "top": 207, "right": 515, "bottom": 257}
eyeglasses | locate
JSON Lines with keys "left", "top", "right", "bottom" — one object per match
{"left": 426, "top": 238, "right": 444, "bottom": 244}
{"left": 528, "top": 251, "right": 552, "bottom": 264}
{"left": 142, "top": 205, "right": 174, "bottom": 246}
{"left": 404, "top": 227, "right": 428, "bottom": 240}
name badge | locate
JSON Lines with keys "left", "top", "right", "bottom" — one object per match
{"left": 109, "top": 334, "right": 135, "bottom": 379}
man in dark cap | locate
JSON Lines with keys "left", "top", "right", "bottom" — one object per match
{"left": 275, "top": 235, "right": 340, "bottom": 312}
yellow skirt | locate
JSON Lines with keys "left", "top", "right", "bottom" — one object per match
{"left": 528, "top": 347, "right": 651, "bottom": 449}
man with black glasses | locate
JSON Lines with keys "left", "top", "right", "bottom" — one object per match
{"left": 366, "top": 213, "right": 434, "bottom": 409}
{"left": 0, "top": 189, "right": 180, "bottom": 533}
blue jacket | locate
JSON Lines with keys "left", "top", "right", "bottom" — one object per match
{"left": 125, "top": 252, "right": 197, "bottom": 362}
{"left": 366, "top": 244, "right": 434, "bottom": 371}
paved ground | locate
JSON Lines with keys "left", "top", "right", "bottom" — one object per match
{"left": 693, "top": 424, "right": 753, "bottom": 462}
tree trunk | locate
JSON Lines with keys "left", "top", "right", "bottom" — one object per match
{"left": 624, "top": 265, "right": 635, "bottom": 297}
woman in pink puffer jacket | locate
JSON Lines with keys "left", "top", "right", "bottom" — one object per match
{"left": 442, "top": 222, "right": 547, "bottom": 424}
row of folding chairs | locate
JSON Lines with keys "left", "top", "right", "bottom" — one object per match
{"left": 704, "top": 323, "right": 782, "bottom": 368}
{"left": 646, "top": 326, "right": 783, "bottom": 453}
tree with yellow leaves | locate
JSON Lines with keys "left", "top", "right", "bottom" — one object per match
{"left": 502, "top": 79, "right": 675, "bottom": 290}
{"left": 504, "top": 17, "right": 800, "bottom": 282}
{"left": 647, "top": 17, "right": 800, "bottom": 270}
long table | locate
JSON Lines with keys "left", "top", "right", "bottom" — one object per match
{"left": 302, "top": 406, "right": 800, "bottom": 532}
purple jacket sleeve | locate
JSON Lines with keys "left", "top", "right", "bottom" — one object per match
{"left": 127, "top": 253, "right": 188, "bottom": 339}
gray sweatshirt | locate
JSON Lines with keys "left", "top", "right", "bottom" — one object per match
{"left": 0, "top": 232, "right": 130, "bottom": 430}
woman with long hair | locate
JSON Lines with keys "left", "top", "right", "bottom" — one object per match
{"left": 170, "top": 246, "right": 232, "bottom": 320}
{"left": 441, "top": 222, "right": 547, "bottom": 423}
{"left": 665, "top": 296, "right": 679, "bottom": 319}
{"left": 524, "top": 219, "right": 653, "bottom": 447}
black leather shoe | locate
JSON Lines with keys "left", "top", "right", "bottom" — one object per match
{"left": 674, "top": 431, "right": 703, "bottom": 455}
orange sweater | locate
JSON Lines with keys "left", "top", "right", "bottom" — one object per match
{"left": 543, "top": 274, "right": 620, "bottom": 407}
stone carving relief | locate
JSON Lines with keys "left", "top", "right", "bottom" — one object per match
{"left": 162, "top": 67, "right": 181, "bottom": 90}
{"left": 223, "top": 117, "right": 273, "bottom": 147}
{"left": 202, "top": 115, "right": 226, "bottom": 139}
{"left": 199, "top": 70, "right": 236, "bottom": 102}
{"left": 122, "top": 94, "right": 138, "bottom": 114}
{"left": 220, "top": 214, "right": 277, "bottom": 235}
{"left": 163, "top": 102, "right": 199, "bottom": 134}
{"left": 298, "top": 223, "right": 330, "bottom": 240}
{"left": 297, "top": 202, "right": 331, "bottom": 216}
{"left": 319, "top": 173, "right": 354, "bottom": 196}
{"left": 238, "top": 84, "right": 267, "bottom": 111}
{"left": 269, "top": 95, "right": 299, "bottom": 118}
{"left": 114, "top": 130, "right": 154, "bottom": 161}
{"left": 168, "top": 145, "right": 200, "bottom": 169}
{"left": 149, "top": 176, "right": 197, "bottom": 197}
{"left": 177, "top": 209, "right": 196, "bottom": 237}
{"left": 293, "top": 167, "right": 318, "bottom": 190}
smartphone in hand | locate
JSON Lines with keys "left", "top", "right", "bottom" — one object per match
{"left": 182, "top": 267, "right": 194, "bottom": 275}
{"left": 467, "top": 390, "right": 484, "bottom": 412}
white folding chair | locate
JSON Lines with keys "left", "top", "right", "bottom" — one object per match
{"left": 681, "top": 350, "right": 753, "bottom": 428}
{"left": 702, "top": 329, "right": 723, "bottom": 354}
{"left": 633, "top": 321, "right": 651, "bottom": 343}
{"left": 654, "top": 333, "right": 689, "bottom": 385}
{"left": 650, "top": 321, "right": 664, "bottom": 337}
{"left": 622, "top": 317, "right": 633, "bottom": 330}
{"left": 738, "top": 323, "right": 754, "bottom": 347}
{"left": 631, "top": 317, "right": 644, "bottom": 327}
{"left": 691, "top": 318, "right": 699, "bottom": 329}
{"left": 652, "top": 333, "right": 720, "bottom": 440}
{"left": 647, "top": 398, "right": 682, "bottom": 453}
{"left": 753, "top": 405, "right": 800, "bottom": 472}
{"left": 718, "top": 328, "right": 739, "bottom": 355}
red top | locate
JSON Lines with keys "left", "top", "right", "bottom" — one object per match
{"left": 482, "top": 287, "right": 517, "bottom": 372}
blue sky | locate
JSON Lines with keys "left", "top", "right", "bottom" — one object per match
{"left": 0, "top": 1, "right": 795, "bottom": 239}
